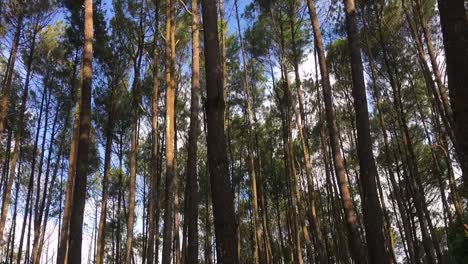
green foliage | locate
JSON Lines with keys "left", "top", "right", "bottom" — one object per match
{"left": 447, "top": 221, "right": 468, "bottom": 264}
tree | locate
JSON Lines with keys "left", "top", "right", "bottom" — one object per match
{"left": 161, "top": 0, "right": 177, "bottom": 262}
{"left": 66, "top": 0, "right": 93, "bottom": 263}
{"left": 342, "top": 0, "right": 390, "bottom": 263}
{"left": 146, "top": 1, "right": 161, "bottom": 263}
{"left": 185, "top": 0, "right": 200, "bottom": 262}
{"left": 0, "top": 8, "right": 42, "bottom": 245}
{"left": 0, "top": 4, "right": 23, "bottom": 136}
{"left": 0, "top": 0, "right": 466, "bottom": 262}
{"left": 200, "top": 0, "right": 239, "bottom": 262}
{"left": 437, "top": 0, "right": 468, "bottom": 192}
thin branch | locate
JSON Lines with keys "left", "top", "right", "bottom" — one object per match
{"left": 178, "top": 0, "right": 194, "bottom": 16}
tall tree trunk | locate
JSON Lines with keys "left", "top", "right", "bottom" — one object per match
{"left": 95, "top": 83, "right": 116, "bottom": 264}
{"left": 256, "top": 154, "right": 273, "bottom": 264}
{"left": 57, "top": 50, "right": 81, "bottom": 264}
{"left": 37, "top": 111, "right": 69, "bottom": 263}
{"left": 204, "top": 179, "right": 213, "bottom": 264}
{"left": 413, "top": 0, "right": 452, "bottom": 128}
{"left": 147, "top": 2, "right": 161, "bottom": 263}
{"left": 17, "top": 76, "right": 45, "bottom": 264}
{"left": 272, "top": 9, "right": 303, "bottom": 264}
{"left": 32, "top": 88, "right": 59, "bottom": 264}
{"left": 185, "top": 0, "right": 200, "bottom": 262}
{"left": 342, "top": 0, "right": 389, "bottom": 263}
{"left": 0, "top": 22, "right": 38, "bottom": 245}
{"left": 67, "top": 0, "right": 93, "bottom": 262}
{"left": 377, "top": 13, "right": 442, "bottom": 262}
{"left": 233, "top": 0, "right": 262, "bottom": 262}
{"left": 361, "top": 14, "right": 418, "bottom": 262}
{"left": 200, "top": 0, "right": 239, "bottom": 262}
{"left": 436, "top": 0, "right": 468, "bottom": 192}
{"left": 174, "top": 96, "right": 181, "bottom": 264}
{"left": 304, "top": 1, "right": 367, "bottom": 263}
{"left": 162, "top": 0, "right": 177, "bottom": 261}
{"left": 7, "top": 162, "right": 20, "bottom": 264}
{"left": 29, "top": 81, "right": 50, "bottom": 251}
{"left": 0, "top": 128, "right": 13, "bottom": 198}
{"left": 0, "top": 13, "right": 23, "bottom": 136}
{"left": 399, "top": 0, "right": 457, "bottom": 168}
{"left": 125, "top": 2, "right": 145, "bottom": 262}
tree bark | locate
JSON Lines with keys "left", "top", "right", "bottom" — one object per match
{"left": 57, "top": 50, "right": 81, "bottom": 264}
{"left": 200, "top": 0, "right": 239, "bottom": 262}
{"left": 147, "top": 2, "right": 161, "bottom": 263}
{"left": 162, "top": 0, "right": 177, "bottom": 261}
{"left": 437, "top": 0, "right": 468, "bottom": 192}
{"left": 342, "top": 0, "right": 389, "bottom": 263}
{"left": 67, "top": 0, "right": 93, "bottom": 262}
{"left": 125, "top": 2, "right": 145, "bottom": 262}
{"left": 185, "top": 0, "right": 200, "bottom": 262}
{"left": 95, "top": 82, "right": 116, "bottom": 264}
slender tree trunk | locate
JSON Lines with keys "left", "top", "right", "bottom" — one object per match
{"left": 202, "top": 111, "right": 213, "bottom": 263}
{"left": 26, "top": 189, "right": 33, "bottom": 263}
{"left": 95, "top": 83, "right": 116, "bottom": 264}
{"left": 257, "top": 157, "right": 273, "bottom": 264}
{"left": 162, "top": 0, "right": 177, "bottom": 261}
{"left": 233, "top": 0, "right": 262, "bottom": 262}
{"left": 413, "top": 0, "right": 452, "bottom": 128}
{"left": 32, "top": 88, "right": 59, "bottom": 264}
{"left": 37, "top": 114, "right": 69, "bottom": 263}
{"left": 364, "top": 43, "right": 418, "bottom": 264}
{"left": 200, "top": 0, "right": 239, "bottom": 262}
{"left": 0, "top": 22, "right": 38, "bottom": 246}
{"left": 7, "top": 163, "right": 20, "bottom": 264}
{"left": 204, "top": 179, "right": 213, "bottom": 264}
{"left": 185, "top": 0, "right": 200, "bottom": 262}
{"left": 16, "top": 77, "right": 45, "bottom": 264}
{"left": 126, "top": 75, "right": 139, "bottom": 264}
{"left": 400, "top": 0, "right": 456, "bottom": 160}
{"left": 377, "top": 13, "right": 442, "bottom": 262}
{"left": 342, "top": 0, "right": 389, "bottom": 263}
{"left": 304, "top": 1, "right": 367, "bottom": 263}
{"left": 67, "top": 0, "right": 93, "bottom": 262}
{"left": 57, "top": 50, "right": 81, "bottom": 264}
{"left": 125, "top": 2, "right": 145, "bottom": 262}
{"left": 116, "top": 161, "right": 122, "bottom": 264}
{"left": 147, "top": 3, "right": 160, "bottom": 263}
{"left": 155, "top": 127, "right": 165, "bottom": 264}
{"left": 272, "top": 10, "right": 303, "bottom": 264}
{"left": 174, "top": 95, "right": 181, "bottom": 264}
{"left": 0, "top": 14, "right": 23, "bottom": 136}
{"left": 0, "top": 128, "right": 13, "bottom": 199}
